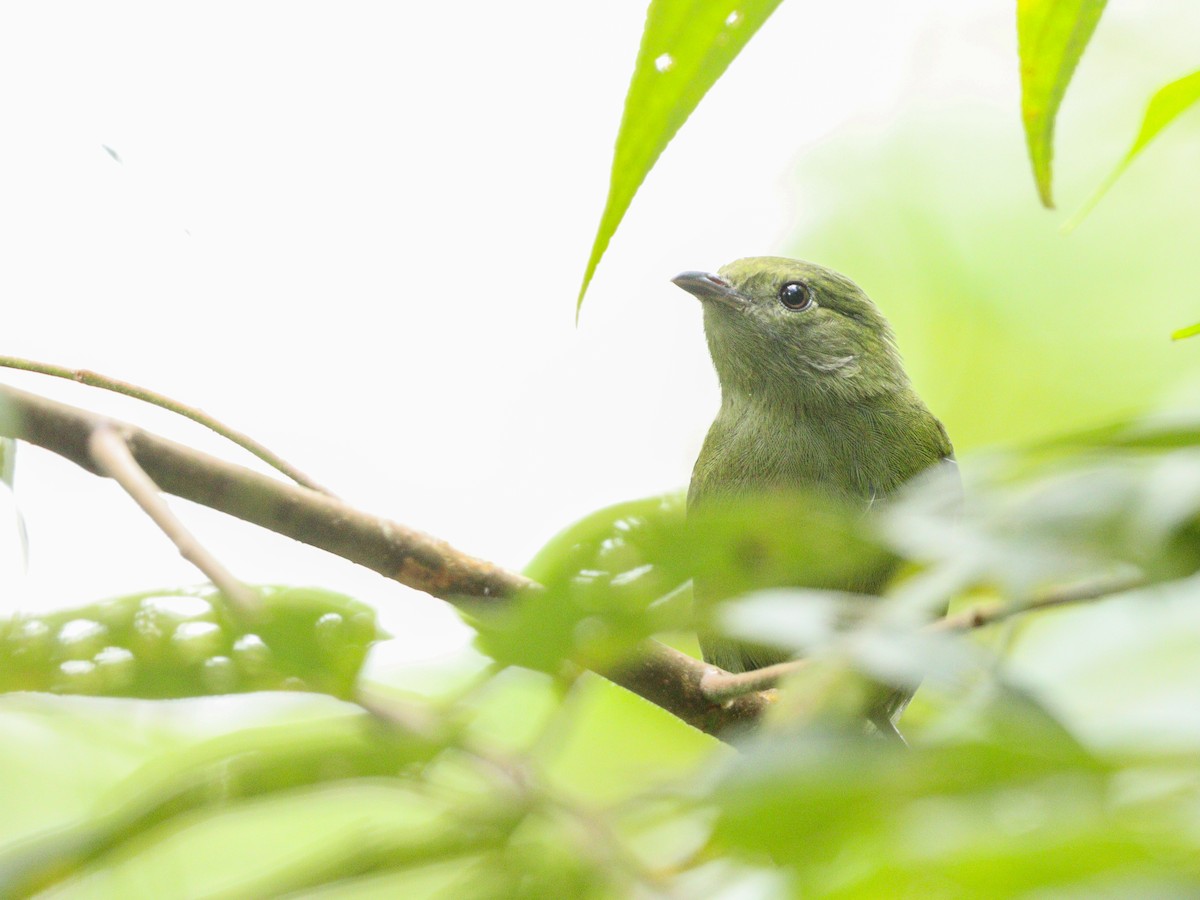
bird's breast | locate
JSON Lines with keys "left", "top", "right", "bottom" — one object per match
{"left": 689, "top": 392, "right": 947, "bottom": 510}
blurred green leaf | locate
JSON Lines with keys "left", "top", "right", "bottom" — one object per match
{"left": 272, "top": 858, "right": 482, "bottom": 899}
{"left": 481, "top": 489, "right": 887, "bottom": 675}
{"left": 0, "top": 585, "right": 381, "bottom": 700}
{"left": 668, "top": 491, "right": 893, "bottom": 616}
{"left": 705, "top": 684, "right": 1200, "bottom": 895}
{"left": 475, "top": 495, "right": 689, "bottom": 673}
{"left": 886, "top": 452, "right": 1200, "bottom": 598}
{"left": 1172, "top": 321, "right": 1200, "bottom": 341}
{"left": 44, "top": 781, "right": 514, "bottom": 900}
{"left": 1017, "top": 0, "right": 1107, "bottom": 207}
{"left": 1007, "top": 575, "right": 1200, "bottom": 751}
{"left": 541, "top": 674, "right": 722, "bottom": 806}
{"left": 522, "top": 494, "right": 683, "bottom": 588}
{"left": 1036, "top": 408, "right": 1200, "bottom": 453}
{"left": 577, "top": 0, "right": 783, "bottom": 309}
{"left": 1067, "top": 67, "right": 1200, "bottom": 230}
{"left": 0, "top": 697, "right": 436, "bottom": 896}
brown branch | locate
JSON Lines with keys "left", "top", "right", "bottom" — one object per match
{"left": 0, "top": 384, "right": 529, "bottom": 602}
{"left": 0, "top": 383, "right": 758, "bottom": 736}
{"left": 87, "top": 424, "right": 263, "bottom": 622}
{"left": 0, "top": 355, "right": 334, "bottom": 495}
{"left": 598, "top": 641, "right": 770, "bottom": 736}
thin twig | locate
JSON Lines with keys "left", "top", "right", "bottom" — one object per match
{"left": 699, "top": 658, "right": 809, "bottom": 704}
{"left": 698, "top": 574, "right": 1146, "bottom": 703}
{"left": 0, "top": 384, "right": 530, "bottom": 602}
{"left": 0, "top": 355, "right": 334, "bottom": 495}
{"left": 87, "top": 424, "right": 262, "bottom": 622}
{"left": 929, "top": 573, "right": 1144, "bottom": 632}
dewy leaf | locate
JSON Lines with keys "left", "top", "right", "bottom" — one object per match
{"left": 476, "top": 494, "right": 689, "bottom": 673}
{"left": 577, "top": 0, "right": 784, "bottom": 310}
{"left": 0, "top": 586, "right": 382, "bottom": 700}
{"left": 1066, "top": 68, "right": 1200, "bottom": 231}
{"left": 1016, "top": 0, "right": 1107, "bottom": 207}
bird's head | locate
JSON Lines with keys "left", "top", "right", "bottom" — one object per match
{"left": 672, "top": 256, "right": 909, "bottom": 406}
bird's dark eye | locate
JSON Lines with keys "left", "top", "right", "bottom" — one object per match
{"left": 778, "top": 281, "right": 813, "bottom": 310}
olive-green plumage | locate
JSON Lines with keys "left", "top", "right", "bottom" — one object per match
{"left": 674, "top": 257, "right": 954, "bottom": 695}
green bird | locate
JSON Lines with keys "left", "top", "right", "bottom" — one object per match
{"left": 673, "top": 257, "right": 954, "bottom": 730}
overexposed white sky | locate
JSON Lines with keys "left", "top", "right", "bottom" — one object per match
{"left": 0, "top": 1, "right": 1178, "bottom": 658}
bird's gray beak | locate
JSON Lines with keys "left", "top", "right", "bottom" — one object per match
{"left": 671, "top": 271, "right": 746, "bottom": 309}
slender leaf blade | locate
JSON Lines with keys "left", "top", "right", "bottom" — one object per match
{"left": 1017, "top": 0, "right": 1107, "bottom": 207}
{"left": 577, "top": 0, "right": 784, "bottom": 310}
{"left": 1173, "top": 320, "right": 1200, "bottom": 342}
{"left": 1066, "top": 67, "right": 1200, "bottom": 231}
{"left": 1115, "top": 68, "right": 1200, "bottom": 167}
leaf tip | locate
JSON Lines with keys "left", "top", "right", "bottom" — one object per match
{"left": 1171, "top": 322, "right": 1200, "bottom": 342}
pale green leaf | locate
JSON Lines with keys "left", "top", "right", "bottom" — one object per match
{"left": 1066, "top": 68, "right": 1200, "bottom": 231}
{"left": 577, "top": 0, "right": 784, "bottom": 310}
{"left": 0, "top": 694, "right": 430, "bottom": 896}
{"left": 1017, "top": 0, "right": 1107, "bottom": 207}
{"left": 45, "top": 782, "right": 492, "bottom": 899}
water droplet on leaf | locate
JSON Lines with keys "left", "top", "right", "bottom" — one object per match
{"left": 57, "top": 619, "right": 108, "bottom": 658}
{"left": 233, "top": 633, "right": 272, "bottom": 676}
{"left": 171, "top": 620, "right": 224, "bottom": 664}
{"left": 202, "top": 655, "right": 238, "bottom": 692}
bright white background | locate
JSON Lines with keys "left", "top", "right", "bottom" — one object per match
{"left": 0, "top": 1, "right": 1189, "bottom": 659}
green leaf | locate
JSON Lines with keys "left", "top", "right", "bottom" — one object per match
{"left": 0, "top": 586, "right": 382, "bottom": 700}
{"left": 1108, "top": 67, "right": 1200, "bottom": 175}
{"left": 577, "top": 0, "right": 784, "bottom": 310}
{"left": 1017, "top": 0, "right": 1107, "bottom": 207}
{"left": 539, "top": 674, "right": 722, "bottom": 806}
{"left": 1033, "top": 408, "right": 1200, "bottom": 453}
{"left": 1172, "top": 321, "right": 1200, "bottom": 341}
{"left": 44, "top": 782, "right": 506, "bottom": 899}
{"left": 664, "top": 491, "right": 892, "bottom": 610}
{"left": 0, "top": 694, "right": 437, "bottom": 897}
{"left": 475, "top": 495, "right": 689, "bottom": 674}
{"left": 479, "top": 489, "right": 886, "bottom": 675}
{"left": 704, "top": 685, "right": 1200, "bottom": 895}
{"left": 1067, "top": 67, "right": 1200, "bottom": 230}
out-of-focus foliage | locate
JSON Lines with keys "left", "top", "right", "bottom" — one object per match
{"left": 474, "top": 494, "right": 689, "bottom": 673}
{"left": 577, "top": 0, "right": 783, "bottom": 308}
{"left": 475, "top": 490, "right": 888, "bottom": 676}
{"left": 7, "top": 433, "right": 1200, "bottom": 895}
{"left": 3, "top": 3, "right": 1200, "bottom": 898}
{"left": 0, "top": 586, "right": 380, "bottom": 700}
{"left": 1016, "top": 0, "right": 1108, "bottom": 207}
